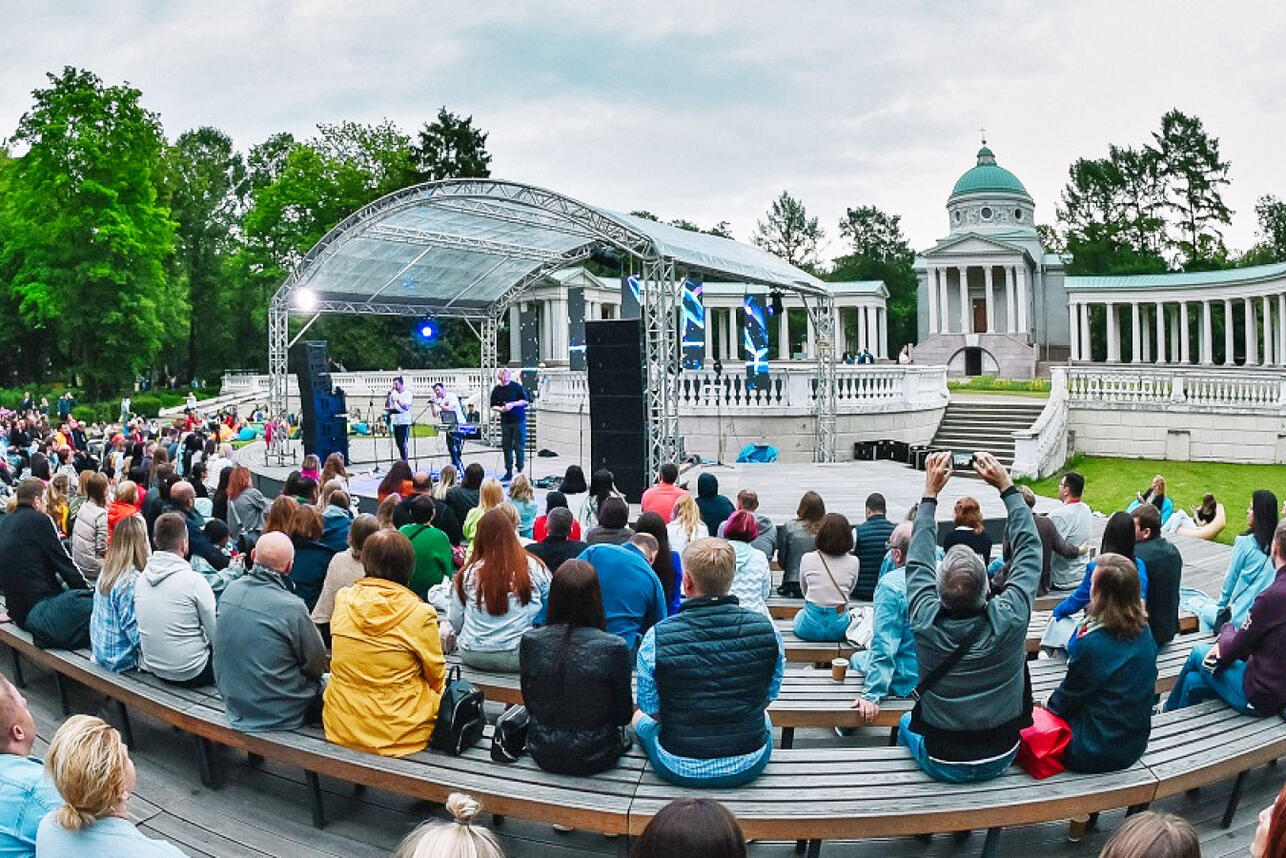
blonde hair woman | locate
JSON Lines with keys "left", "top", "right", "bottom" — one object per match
{"left": 433, "top": 465, "right": 458, "bottom": 500}
{"left": 462, "top": 477, "right": 505, "bottom": 547}
{"left": 394, "top": 793, "right": 504, "bottom": 858}
{"left": 46, "top": 472, "right": 72, "bottom": 538}
{"left": 507, "top": 474, "right": 537, "bottom": 539}
{"left": 37, "top": 715, "right": 188, "bottom": 856}
{"left": 666, "top": 494, "right": 703, "bottom": 554}
{"left": 90, "top": 515, "right": 150, "bottom": 673}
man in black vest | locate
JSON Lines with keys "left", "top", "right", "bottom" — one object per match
{"left": 1132, "top": 503, "right": 1182, "bottom": 647}
{"left": 632, "top": 537, "right": 784, "bottom": 787}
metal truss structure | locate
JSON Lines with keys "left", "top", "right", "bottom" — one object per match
{"left": 265, "top": 179, "right": 835, "bottom": 467}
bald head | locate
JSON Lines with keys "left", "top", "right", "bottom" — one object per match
{"left": 0, "top": 675, "right": 35, "bottom": 756}
{"left": 170, "top": 480, "right": 195, "bottom": 508}
{"left": 253, "top": 531, "right": 295, "bottom": 575}
{"left": 888, "top": 521, "right": 912, "bottom": 568}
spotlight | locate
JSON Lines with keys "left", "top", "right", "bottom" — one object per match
{"left": 294, "top": 288, "right": 318, "bottom": 311}
{"left": 416, "top": 318, "right": 440, "bottom": 343}
{"left": 770, "top": 290, "right": 784, "bottom": 317}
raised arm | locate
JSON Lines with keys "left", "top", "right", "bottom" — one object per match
{"left": 906, "top": 451, "right": 952, "bottom": 626}
{"left": 974, "top": 453, "right": 1039, "bottom": 622}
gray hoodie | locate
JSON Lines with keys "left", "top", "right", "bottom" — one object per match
{"left": 134, "top": 550, "right": 217, "bottom": 682}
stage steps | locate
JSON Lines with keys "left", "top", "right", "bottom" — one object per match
{"left": 929, "top": 400, "right": 1046, "bottom": 468}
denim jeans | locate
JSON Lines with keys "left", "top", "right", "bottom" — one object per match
{"left": 634, "top": 712, "right": 773, "bottom": 788}
{"left": 393, "top": 423, "right": 410, "bottom": 461}
{"left": 500, "top": 420, "right": 525, "bottom": 475}
{"left": 898, "top": 712, "right": 1017, "bottom": 783}
{"left": 792, "top": 602, "right": 849, "bottom": 642}
{"left": 1163, "top": 643, "right": 1254, "bottom": 714}
{"left": 1179, "top": 587, "right": 1220, "bottom": 631}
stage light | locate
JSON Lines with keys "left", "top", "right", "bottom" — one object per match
{"left": 416, "top": 318, "right": 440, "bottom": 343}
{"left": 294, "top": 288, "right": 318, "bottom": 311}
{"left": 770, "top": 290, "right": 784, "bottom": 317}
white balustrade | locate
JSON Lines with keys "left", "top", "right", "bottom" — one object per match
{"left": 1065, "top": 366, "right": 1286, "bottom": 411}
{"left": 1011, "top": 366, "right": 1069, "bottom": 479}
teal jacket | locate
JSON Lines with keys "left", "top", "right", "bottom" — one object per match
{"left": 858, "top": 566, "right": 918, "bottom": 702}
{"left": 1218, "top": 534, "right": 1277, "bottom": 628}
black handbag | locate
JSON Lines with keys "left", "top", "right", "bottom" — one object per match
{"left": 429, "top": 666, "right": 485, "bottom": 756}
{"left": 489, "top": 704, "right": 530, "bottom": 763}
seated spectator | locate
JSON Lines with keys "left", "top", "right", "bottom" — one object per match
{"left": 225, "top": 466, "right": 269, "bottom": 547}
{"left": 393, "top": 794, "right": 503, "bottom": 858}
{"left": 141, "top": 465, "right": 175, "bottom": 535}
{"left": 641, "top": 463, "right": 687, "bottom": 523}
{"left": 1046, "top": 511, "right": 1149, "bottom": 650}
{"left": 633, "top": 512, "right": 683, "bottom": 615}
{"left": 1131, "top": 503, "right": 1183, "bottom": 647}
{"left": 533, "top": 491, "right": 582, "bottom": 543}
{"left": 695, "top": 473, "right": 734, "bottom": 536}
{"left": 586, "top": 496, "right": 634, "bottom": 546}
{"left": 520, "top": 559, "right": 633, "bottom": 775}
{"left": 216, "top": 532, "right": 327, "bottom": 731}
{"left": 0, "top": 674, "right": 62, "bottom": 857}
{"left": 71, "top": 472, "right": 110, "bottom": 580}
{"left": 1100, "top": 811, "right": 1199, "bottom": 858}
{"left": 37, "top": 715, "right": 189, "bottom": 857}
{"left": 106, "top": 481, "right": 141, "bottom": 543}
{"left": 286, "top": 504, "right": 335, "bottom": 612}
{"left": 851, "top": 521, "right": 919, "bottom": 723}
{"left": 319, "top": 488, "right": 353, "bottom": 552}
{"left": 376, "top": 460, "right": 415, "bottom": 504}
{"left": 1164, "top": 491, "right": 1222, "bottom": 536}
{"left": 45, "top": 473, "right": 71, "bottom": 538}
{"left": 851, "top": 493, "right": 894, "bottom": 601}
{"left": 282, "top": 470, "right": 319, "bottom": 505}
{"left": 311, "top": 513, "right": 379, "bottom": 633}
{"left": 375, "top": 494, "right": 399, "bottom": 530}
{"left": 666, "top": 494, "right": 703, "bottom": 555}
{"left": 724, "top": 511, "right": 772, "bottom": 617}
{"left": 579, "top": 534, "right": 666, "bottom": 649}
{"left": 300, "top": 453, "right": 321, "bottom": 482}
{"left": 449, "top": 508, "right": 551, "bottom": 672}
{"left": 1126, "top": 474, "right": 1174, "bottom": 525}
{"left": 0, "top": 477, "right": 89, "bottom": 634}
{"left": 1045, "top": 553, "right": 1157, "bottom": 772}
{"left": 462, "top": 477, "right": 506, "bottom": 552}
{"left": 1166, "top": 519, "right": 1286, "bottom": 716}
{"left": 526, "top": 507, "right": 589, "bottom": 575}
{"left": 189, "top": 518, "right": 243, "bottom": 599}
{"left": 325, "top": 530, "right": 446, "bottom": 756}
{"left": 631, "top": 798, "right": 747, "bottom": 858}
{"left": 165, "top": 481, "right": 229, "bottom": 573}
{"left": 777, "top": 491, "right": 825, "bottom": 598}
{"left": 580, "top": 468, "right": 625, "bottom": 532}
{"left": 90, "top": 515, "right": 150, "bottom": 672}
{"left": 1183, "top": 489, "right": 1278, "bottom": 631}
{"left": 135, "top": 512, "right": 216, "bottom": 686}
{"left": 1252, "top": 780, "right": 1286, "bottom": 858}
{"left": 996, "top": 486, "right": 1082, "bottom": 596}
{"left": 717, "top": 490, "right": 776, "bottom": 560}
{"left": 632, "top": 538, "right": 784, "bottom": 788}
{"left": 900, "top": 451, "right": 1040, "bottom": 784}
{"left": 1048, "top": 470, "right": 1092, "bottom": 590}
{"left": 445, "top": 462, "right": 484, "bottom": 523}
{"left": 507, "top": 474, "right": 538, "bottom": 539}
{"left": 942, "top": 496, "right": 992, "bottom": 564}
{"left": 398, "top": 494, "right": 453, "bottom": 599}
{"left": 793, "top": 513, "right": 860, "bottom": 642}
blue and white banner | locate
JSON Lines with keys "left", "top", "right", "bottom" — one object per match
{"left": 743, "top": 293, "right": 770, "bottom": 390}
{"left": 680, "top": 277, "right": 706, "bottom": 370}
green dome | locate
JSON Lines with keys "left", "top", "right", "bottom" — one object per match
{"left": 950, "top": 146, "right": 1030, "bottom": 199}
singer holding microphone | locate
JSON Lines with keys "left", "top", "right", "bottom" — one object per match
{"left": 430, "top": 381, "right": 466, "bottom": 472}
{"left": 387, "top": 375, "right": 414, "bottom": 461}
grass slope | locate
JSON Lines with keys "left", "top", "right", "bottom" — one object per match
{"left": 1020, "top": 455, "right": 1286, "bottom": 546}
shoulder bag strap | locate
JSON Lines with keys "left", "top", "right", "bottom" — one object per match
{"left": 816, "top": 553, "right": 852, "bottom": 608}
{"left": 910, "top": 617, "right": 988, "bottom": 702}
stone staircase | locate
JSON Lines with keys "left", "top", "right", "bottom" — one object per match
{"left": 929, "top": 400, "right": 1047, "bottom": 468}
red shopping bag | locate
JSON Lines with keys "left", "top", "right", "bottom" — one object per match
{"left": 1017, "top": 707, "right": 1071, "bottom": 779}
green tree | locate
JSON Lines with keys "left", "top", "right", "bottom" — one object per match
{"left": 753, "top": 191, "right": 823, "bottom": 270}
{"left": 1056, "top": 148, "right": 1168, "bottom": 275}
{"left": 1241, "top": 195, "right": 1286, "bottom": 265}
{"left": 0, "top": 67, "right": 178, "bottom": 396}
{"left": 1152, "top": 109, "right": 1232, "bottom": 268}
{"left": 412, "top": 107, "right": 492, "bottom": 182}
{"left": 830, "top": 204, "right": 917, "bottom": 349}
{"left": 164, "top": 126, "right": 245, "bottom": 382}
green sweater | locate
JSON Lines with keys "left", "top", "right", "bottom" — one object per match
{"left": 399, "top": 524, "right": 453, "bottom": 599}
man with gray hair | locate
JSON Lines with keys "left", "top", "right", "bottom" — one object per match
{"left": 166, "top": 480, "right": 230, "bottom": 573}
{"left": 899, "top": 451, "right": 1040, "bottom": 783}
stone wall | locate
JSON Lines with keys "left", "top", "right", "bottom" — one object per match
{"left": 912, "top": 332, "right": 1037, "bottom": 380}
{"left": 1069, "top": 404, "right": 1286, "bottom": 464}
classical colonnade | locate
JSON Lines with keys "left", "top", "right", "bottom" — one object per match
{"left": 701, "top": 300, "right": 888, "bottom": 361}
{"left": 1068, "top": 293, "right": 1286, "bottom": 366}
{"left": 924, "top": 263, "right": 1030, "bottom": 334}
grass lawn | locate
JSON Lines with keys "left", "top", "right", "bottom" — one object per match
{"left": 1019, "top": 455, "right": 1286, "bottom": 547}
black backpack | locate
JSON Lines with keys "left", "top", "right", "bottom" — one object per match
{"left": 489, "top": 704, "right": 529, "bottom": 763}
{"left": 429, "top": 666, "right": 485, "bottom": 756}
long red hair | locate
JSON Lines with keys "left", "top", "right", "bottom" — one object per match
{"left": 456, "top": 508, "right": 535, "bottom": 616}
{"left": 1265, "top": 780, "right": 1286, "bottom": 858}
{"left": 226, "top": 466, "right": 252, "bottom": 500}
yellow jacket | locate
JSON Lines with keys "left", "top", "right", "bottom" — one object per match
{"left": 323, "top": 576, "right": 446, "bottom": 757}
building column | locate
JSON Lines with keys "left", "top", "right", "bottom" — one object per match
{"left": 1079, "top": 303, "right": 1091, "bottom": 361}
{"left": 704, "top": 300, "right": 715, "bottom": 362}
{"left": 1068, "top": 303, "right": 1080, "bottom": 360}
{"left": 927, "top": 268, "right": 939, "bottom": 334}
{"left": 1201, "top": 300, "right": 1213, "bottom": 364}
{"left": 957, "top": 266, "right": 970, "bottom": 333}
{"left": 1105, "top": 303, "right": 1119, "bottom": 361}
{"left": 1006, "top": 266, "right": 1017, "bottom": 332}
{"left": 1130, "top": 302, "right": 1142, "bottom": 363}
{"left": 509, "top": 305, "right": 521, "bottom": 364}
{"left": 805, "top": 306, "right": 815, "bottom": 359}
{"left": 983, "top": 265, "right": 995, "bottom": 333}
{"left": 1179, "top": 301, "right": 1191, "bottom": 364}
{"left": 877, "top": 307, "right": 888, "bottom": 358}
{"left": 1141, "top": 306, "right": 1152, "bottom": 362}
{"left": 1168, "top": 306, "right": 1180, "bottom": 362}
{"left": 777, "top": 306, "right": 789, "bottom": 359}
{"left": 1279, "top": 293, "right": 1286, "bottom": 366}
{"left": 1154, "top": 302, "right": 1166, "bottom": 363}
{"left": 867, "top": 306, "right": 878, "bottom": 354}
{"left": 938, "top": 271, "right": 951, "bottom": 334}
{"left": 1262, "top": 295, "right": 1273, "bottom": 366}
{"left": 1244, "top": 298, "right": 1258, "bottom": 365}
{"left": 1223, "top": 299, "right": 1235, "bottom": 365}
{"left": 1016, "top": 265, "right": 1029, "bottom": 333}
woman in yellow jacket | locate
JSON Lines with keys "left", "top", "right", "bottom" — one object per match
{"left": 323, "top": 529, "right": 446, "bottom": 757}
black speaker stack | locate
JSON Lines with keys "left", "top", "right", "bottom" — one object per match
{"left": 585, "top": 320, "right": 647, "bottom": 501}
{"left": 292, "top": 340, "right": 349, "bottom": 465}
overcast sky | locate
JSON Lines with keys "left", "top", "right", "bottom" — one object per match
{"left": 3, "top": 0, "right": 1285, "bottom": 260}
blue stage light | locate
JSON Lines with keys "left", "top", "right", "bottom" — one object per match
{"left": 417, "top": 319, "right": 439, "bottom": 342}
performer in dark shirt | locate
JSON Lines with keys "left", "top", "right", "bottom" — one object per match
{"left": 489, "top": 368, "right": 529, "bottom": 481}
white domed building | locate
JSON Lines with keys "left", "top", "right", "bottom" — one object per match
{"left": 913, "top": 145, "right": 1069, "bottom": 379}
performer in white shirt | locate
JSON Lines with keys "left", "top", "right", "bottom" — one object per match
{"left": 430, "top": 381, "right": 466, "bottom": 471}
{"left": 387, "top": 376, "right": 414, "bottom": 461}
